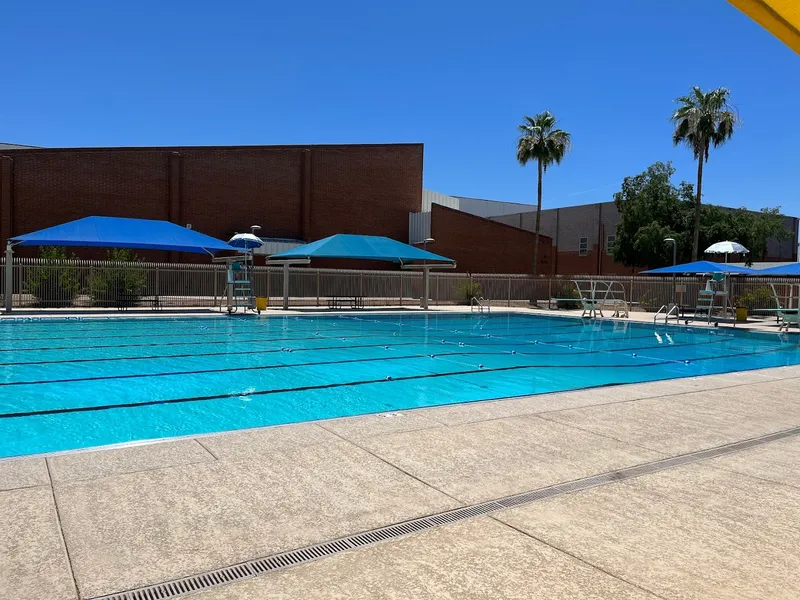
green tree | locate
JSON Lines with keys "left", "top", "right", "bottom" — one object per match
{"left": 671, "top": 86, "right": 740, "bottom": 261}
{"left": 612, "top": 162, "right": 787, "bottom": 268}
{"left": 24, "top": 246, "right": 80, "bottom": 308}
{"left": 90, "top": 248, "right": 147, "bottom": 307}
{"left": 703, "top": 205, "right": 789, "bottom": 264}
{"left": 612, "top": 162, "right": 693, "bottom": 268}
{"left": 516, "top": 111, "right": 571, "bottom": 276}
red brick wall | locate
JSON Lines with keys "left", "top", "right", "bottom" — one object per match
{"left": 0, "top": 143, "right": 423, "bottom": 261}
{"left": 555, "top": 247, "right": 642, "bottom": 276}
{"left": 181, "top": 147, "right": 304, "bottom": 241}
{"left": 310, "top": 145, "right": 423, "bottom": 242}
{"left": 430, "top": 204, "right": 553, "bottom": 274}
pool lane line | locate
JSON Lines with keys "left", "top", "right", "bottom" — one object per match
{"left": 0, "top": 326, "right": 664, "bottom": 354}
{"left": 0, "top": 317, "right": 588, "bottom": 344}
{"left": 336, "top": 312, "right": 644, "bottom": 358}
{"left": 0, "top": 312, "right": 582, "bottom": 336}
{"left": 2, "top": 338, "right": 731, "bottom": 388}
{"left": 4, "top": 343, "right": 798, "bottom": 420}
{"left": 0, "top": 334, "right": 734, "bottom": 369}
{"left": 0, "top": 317, "right": 599, "bottom": 348}
{"left": 0, "top": 350, "right": 511, "bottom": 387}
{"left": 0, "top": 340, "right": 431, "bottom": 367}
{"left": 0, "top": 328, "right": 652, "bottom": 365}
{"left": 0, "top": 330, "right": 444, "bottom": 354}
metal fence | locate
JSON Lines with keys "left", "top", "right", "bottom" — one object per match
{"left": 0, "top": 257, "right": 794, "bottom": 312}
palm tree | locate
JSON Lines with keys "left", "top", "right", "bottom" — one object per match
{"left": 671, "top": 86, "right": 739, "bottom": 261}
{"left": 516, "top": 111, "right": 571, "bottom": 276}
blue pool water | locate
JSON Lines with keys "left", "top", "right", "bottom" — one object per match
{"left": 0, "top": 312, "right": 798, "bottom": 458}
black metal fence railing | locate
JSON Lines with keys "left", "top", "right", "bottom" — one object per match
{"left": 1, "top": 257, "right": 795, "bottom": 312}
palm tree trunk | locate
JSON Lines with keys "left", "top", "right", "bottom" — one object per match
{"left": 533, "top": 159, "right": 543, "bottom": 277}
{"left": 692, "top": 157, "right": 704, "bottom": 261}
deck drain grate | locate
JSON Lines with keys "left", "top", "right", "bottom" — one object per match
{"left": 93, "top": 425, "right": 800, "bottom": 600}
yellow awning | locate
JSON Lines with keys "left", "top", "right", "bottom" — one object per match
{"left": 728, "top": 0, "right": 800, "bottom": 54}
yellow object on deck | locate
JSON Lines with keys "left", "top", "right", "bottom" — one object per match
{"left": 255, "top": 297, "right": 268, "bottom": 311}
{"left": 736, "top": 306, "right": 748, "bottom": 322}
{"left": 728, "top": 0, "right": 800, "bottom": 54}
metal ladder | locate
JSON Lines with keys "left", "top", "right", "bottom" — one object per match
{"left": 231, "top": 276, "right": 254, "bottom": 312}
{"left": 470, "top": 296, "right": 490, "bottom": 313}
{"left": 216, "top": 258, "right": 257, "bottom": 314}
{"left": 653, "top": 303, "right": 680, "bottom": 324}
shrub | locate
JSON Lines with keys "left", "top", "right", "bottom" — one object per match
{"left": 552, "top": 284, "right": 581, "bottom": 309}
{"left": 636, "top": 293, "right": 660, "bottom": 312}
{"left": 454, "top": 280, "right": 482, "bottom": 305}
{"left": 90, "top": 249, "right": 147, "bottom": 307}
{"left": 24, "top": 247, "right": 80, "bottom": 308}
{"left": 735, "top": 286, "right": 773, "bottom": 310}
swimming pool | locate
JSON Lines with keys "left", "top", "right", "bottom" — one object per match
{"left": 1, "top": 312, "right": 798, "bottom": 458}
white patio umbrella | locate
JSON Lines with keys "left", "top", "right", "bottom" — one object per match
{"left": 705, "top": 240, "right": 748, "bottom": 264}
{"left": 228, "top": 233, "right": 264, "bottom": 250}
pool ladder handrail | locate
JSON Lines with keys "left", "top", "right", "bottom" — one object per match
{"left": 654, "top": 303, "right": 679, "bottom": 324}
{"left": 471, "top": 296, "right": 490, "bottom": 313}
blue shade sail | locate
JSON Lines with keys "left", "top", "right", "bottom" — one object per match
{"left": 11, "top": 216, "right": 235, "bottom": 254}
{"left": 269, "top": 234, "right": 454, "bottom": 264}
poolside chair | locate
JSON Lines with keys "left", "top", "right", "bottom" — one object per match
{"left": 770, "top": 283, "right": 800, "bottom": 331}
{"left": 779, "top": 311, "right": 799, "bottom": 332}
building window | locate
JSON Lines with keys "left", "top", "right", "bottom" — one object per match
{"left": 579, "top": 237, "right": 588, "bottom": 256}
{"left": 606, "top": 234, "right": 616, "bottom": 255}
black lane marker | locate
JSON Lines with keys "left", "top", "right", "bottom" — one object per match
{"left": 0, "top": 337, "right": 737, "bottom": 388}
{"left": 0, "top": 314, "right": 600, "bottom": 351}
{"left": 0, "top": 318, "right": 589, "bottom": 344}
{"left": 0, "top": 331, "right": 435, "bottom": 354}
{"left": 0, "top": 340, "right": 429, "bottom": 367}
{"left": 4, "top": 343, "right": 797, "bottom": 420}
{"left": 0, "top": 352, "right": 494, "bottom": 387}
{"left": 0, "top": 325, "right": 660, "bottom": 354}
{"left": 0, "top": 333, "right": 731, "bottom": 369}
{"left": 0, "top": 314, "right": 584, "bottom": 337}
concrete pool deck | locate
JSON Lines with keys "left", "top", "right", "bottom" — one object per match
{"left": 1, "top": 310, "right": 799, "bottom": 599}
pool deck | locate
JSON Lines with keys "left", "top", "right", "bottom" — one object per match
{"left": 1, "top": 309, "right": 799, "bottom": 599}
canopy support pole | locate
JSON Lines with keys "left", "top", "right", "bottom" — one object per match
{"left": 283, "top": 263, "right": 290, "bottom": 310}
{"left": 4, "top": 242, "right": 12, "bottom": 313}
{"left": 401, "top": 262, "right": 456, "bottom": 311}
{"left": 422, "top": 265, "right": 430, "bottom": 310}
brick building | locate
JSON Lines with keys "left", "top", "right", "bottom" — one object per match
{"left": 3, "top": 144, "right": 794, "bottom": 276}
{"left": 0, "top": 143, "right": 423, "bottom": 262}
{"left": 430, "top": 204, "right": 552, "bottom": 274}
{"left": 415, "top": 190, "right": 800, "bottom": 275}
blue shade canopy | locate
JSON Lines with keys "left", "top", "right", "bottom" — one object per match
{"left": 754, "top": 263, "right": 800, "bottom": 276}
{"left": 642, "top": 260, "right": 756, "bottom": 275}
{"left": 269, "top": 234, "right": 455, "bottom": 264}
{"left": 10, "top": 216, "right": 235, "bottom": 254}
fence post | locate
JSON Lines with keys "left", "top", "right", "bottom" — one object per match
{"left": 399, "top": 272, "right": 403, "bottom": 306}
{"left": 360, "top": 272, "right": 363, "bottom": 299}
{"left": 11, "top": 262, "right": 25, "bottom": 308}
{"left": 155, "top": 267, "right": 160, "bottom": 307}
{"left": 629, "top": 276, "right": 635, "bottom": 309}
{"left": 316, "top": 269, "right": 320, "bottom": 307}
{"left": 435, "top": 274, "right": 439, "bottom": 306}
{"left": 507, "top": 277, "right": 511, "bottom": 307}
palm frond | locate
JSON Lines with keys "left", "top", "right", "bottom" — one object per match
{"left": 671, "top": 86, "right": 739, "bottom": 163}
{"left": 515, "top": 111, "right": 572, "bottom": 169}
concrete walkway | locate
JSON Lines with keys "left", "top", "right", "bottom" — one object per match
{"left": 2, "top": 365, "right": 799, "bottom": 599}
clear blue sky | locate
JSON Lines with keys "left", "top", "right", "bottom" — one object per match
{"left": 2, "top": 0, "right": 798, "bottom": 214}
